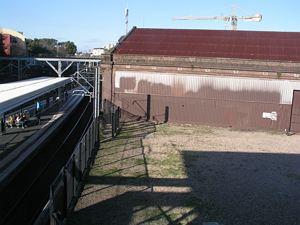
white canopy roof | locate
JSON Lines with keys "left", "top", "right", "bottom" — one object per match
{"left": 0, "top": 77, "right": 71, "bottom": 115}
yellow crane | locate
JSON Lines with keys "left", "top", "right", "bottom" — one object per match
{"left": 173, "top": 13, "right": 262, "bottom": 30}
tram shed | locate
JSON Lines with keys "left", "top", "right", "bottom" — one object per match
{"left": 101, "top": 27, "right": 300, "bottom": 132}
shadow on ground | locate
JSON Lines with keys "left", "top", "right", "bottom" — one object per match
{"left": 67, "top": 118, "right": 300, "bottom": 225}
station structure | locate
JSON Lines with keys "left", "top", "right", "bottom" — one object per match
{"left": 0, "top": 57, "right": 101, "bottom": 135}
{"left": 101, "top": 27, "right": 300, "bottom": 132}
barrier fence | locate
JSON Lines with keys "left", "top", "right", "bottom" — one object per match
{"left": 34, "top": 99, "right": 124, "bottom": 225}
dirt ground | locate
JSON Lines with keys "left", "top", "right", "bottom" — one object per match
{"left": 67, "top": 119, "right": 300, "bottom": 225}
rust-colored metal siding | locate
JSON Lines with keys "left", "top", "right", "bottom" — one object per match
{"left": 116, "top": 93, "right": 291, "bottom": 130}
{"left": 114, "top": 71, "right": 300, "bottom": 131}
{"left": 114, "top": 28, "right": 300, "bottom": 62}
{"left": 290, "top": 90, "right": 300, "bottom": 132}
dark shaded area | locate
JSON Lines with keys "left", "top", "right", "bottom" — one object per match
{"left": 0, "top": 97, "right": 92, "bottom": 225}
{"left": 67, "top": 119, "right": 300, "bottom": 225}
{"left": 70, "top": 152, "right": 300, "bottom": 225}
{"left": 182, "top": 151, "right": 300, "bottom": 225}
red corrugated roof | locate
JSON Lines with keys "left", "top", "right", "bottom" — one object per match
{"left": 114, "top": 28, "right": 300, "bottom": 62}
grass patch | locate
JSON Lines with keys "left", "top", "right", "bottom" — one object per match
{"left": 167, "top": 208, "right": 198, "bottom": 225}
{"left": 90, "top": 167, "right": 120, "bottom": 176}
{"left": 101, "top": 138, "right": 127, "bottom": 149}
{"left": 134, "top": 158, "right": 146, "bottom": 165}
{"left": 147, "top": 153, "right": 186, "bottom": 177}
{"left": 141, "top": 207, "right": 167, "bottom": 224}
{"left": 156, "top": 123, "right": 214, "bottom": 136}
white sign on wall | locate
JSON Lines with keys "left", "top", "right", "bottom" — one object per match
{"left": 262, "top": 111, "right": 277, "bottom": 121}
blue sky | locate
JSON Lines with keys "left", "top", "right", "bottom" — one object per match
{"left": 1, "top": 0, "right": 299, "bottom": 51}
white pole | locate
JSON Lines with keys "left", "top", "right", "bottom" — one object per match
{"left": 125, "top": 8, "right": 129, "bottom": 34}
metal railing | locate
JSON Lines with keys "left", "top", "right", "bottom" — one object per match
{"left": 33, "top": 119, "right": 98, "bottom": 225}
{"left": 101, "top": 99, "right": 122, "bottom": 139}
{"left": 33, "top": 99, "right": 127, "bottom": 225}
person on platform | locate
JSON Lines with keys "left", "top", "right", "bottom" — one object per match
{"left": 6, "top": 115, "right": 14, "bottom": 128}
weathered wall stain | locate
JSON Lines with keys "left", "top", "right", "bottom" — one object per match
{"left": 115, "top": 71, "right": 300, "bottom": 105}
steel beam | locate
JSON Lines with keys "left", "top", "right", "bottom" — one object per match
{"left": 0, "top": 57, "right": 100, "bottom": 63}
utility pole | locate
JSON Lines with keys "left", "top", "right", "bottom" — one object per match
{"left": 125, "top": 8, "right": 129, "bottom": 34}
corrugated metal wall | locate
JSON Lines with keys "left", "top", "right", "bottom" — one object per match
{"left": 116, "top": 93, "right": 291, "bottom": 130}
{"left": 116, "top": 71, "right": 300, "bottom": 104}
{"left": 114, "top": 71, "right": 300, "bottom": 131}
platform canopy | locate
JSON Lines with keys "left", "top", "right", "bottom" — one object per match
{"left": 0, "top": 76, "right": 71, "bottom": 115}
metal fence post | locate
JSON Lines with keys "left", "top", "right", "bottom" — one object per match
{"left": 72, "top": 154, "right": 76, "bottom": 198}
{"left": 0, "top": 115, "right": 6, "bottom": 135}
{"left": 49, "top": 186, "right": 55, "bottom": 225}
{"left": 164, "top": 106, "right": 169, "bottom": 123}
{"left": 81, "top": 141, "right": 85, "bottom": 178}
{"left": 146, "top": 94, "right": 151, "bottom": 121}
{"left": 89, "top": 127, "right": 92, "bottom": 156}
{"left": 116, "top": 107, "right": 120, "bottom": 134}
{"left": 85, "top": 135, "right": 88, "bottom": 169}
{"left": 111, "top": 111, "right": 115, "bottom": 138}
{"left": 63, "top": 168, "right": 68, "bottom": 217}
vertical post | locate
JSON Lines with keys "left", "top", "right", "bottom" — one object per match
{"left": 49, "top": 186, "right": 55, "bottom": 225}
{"left": 76, "top": 63, "right": 80, "bottom": 81}
{"left": 99, "top": 119, "right": 101, "bottom": 143}
{"left": 288, "top": 90, "right": 296, "bottom": 132}
{"left": 146, "top": 94, "right": 151, "bottom": 121}
{"left": 72, "top": 154, "right": 76, "bottom": 198}
{"left": 99, "top": 73, "right": 103, "bottom": 112}
{"left": 79, "top": 143, "right": 83, "bottom": 181}
{"left": 111, "top": 110, "right": 115, "bottom": 138}
{"left": 96, "top": 67, "right": 101, "bottom": 117}
{"left": 82, "top": 141, "right": 86, "bottom": 176}
{"left": 0, "top": 114, "right": 6, "bottom": 135}
{"left": 85, "top": 135, "right": 88, "bottom": 170}
{"left": 58, "top": 60, "right": 62, "bottom": 77}
{"left": 110, "top": 61, "right": 114, "bottom": 104}
{"left": 164, "top": 106, "right": 169, "bottom": 123}
{"left": 114, "top": 111, "right": 117, "bottom": 135}
{"left": 117, "top": 106, "right": 120, "bottom": 133}
{"left": 94, "top": 67, "right": 98, "bottom": 119}
{"left": 63, "top": 168, "right": 68, "bottom": 217}
{"left": 103, "top": 99, "right": 106, "bottom": 114}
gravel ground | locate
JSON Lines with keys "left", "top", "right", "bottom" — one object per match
{"left": 67, "top": 121, "right": 300, "bottom": 225}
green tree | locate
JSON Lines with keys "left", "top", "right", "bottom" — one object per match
{"left": 63, "top": 41, "right": 77, "bottom": 56}
{"left": 26, "top": 38, "right": 54, "bottom": 57}
{"left": 25, "top": 38, "right": 77, "bottom": 57}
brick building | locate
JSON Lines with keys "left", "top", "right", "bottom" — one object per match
{"left": 0, "top": 28, "right": 26, "bottom": 56}
{"left": 101, "top": 27, "right": 300, "bottom": 132}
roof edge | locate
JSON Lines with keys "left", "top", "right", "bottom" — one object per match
{"left": 111, "top": 26, "right": 137, "bottom": 56}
